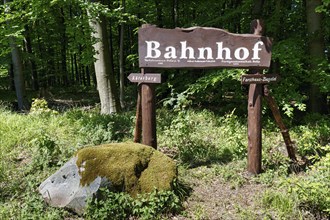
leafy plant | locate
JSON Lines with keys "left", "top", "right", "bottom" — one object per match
{"left": 284, "top": 150, "right": 330, "bottom": 216}
{"left": 85, "top": 189, "right": 133, "bottom": 220}
{"left": 132, "top": 189, "right": 182, "bottom": 219}
{"left": 85, "top": 188, "right": 183, "bottom": 220}
{"left": 65, "top": 108, "right": 134, "bottom": 145}
{"left": 30, "top": 98, "right": 58, "bottom": 115}
{"left": 261, "top": 189, "right": 301, "bottom": 219}
{"left": 158, "top": 109, "right": 246, "bottom": 166}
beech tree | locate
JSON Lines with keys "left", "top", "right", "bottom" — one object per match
{"left": 3, "top": 0, "right": 27, "bottom": 110}
{"left": 89, "top": 0, "right": 120, "bottom": 114}
{"left": 119, "top": 0, "right": 125, "bottom": 109}
{"left": 306, "top": 0, "right": 328, "bottom": 113}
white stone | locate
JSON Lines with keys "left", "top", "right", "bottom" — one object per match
{"left": 38, "top": 157, "right": 103, "bottom": 215}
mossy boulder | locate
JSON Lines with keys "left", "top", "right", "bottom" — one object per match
{"left": 76, "top": 142, "right": 177, "bottom": 196}
{"left": 39, "top": 142, "right": 177, "bottom": 214}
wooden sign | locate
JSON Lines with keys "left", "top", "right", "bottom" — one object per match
{"left": 128, "top": 73, "right": 161, "bottom": 84}
{"left": 241, "top": 74, "right": 280, "bottom": 85}
{"left": 138, "top": 25, "right": 272, "bottom": 69}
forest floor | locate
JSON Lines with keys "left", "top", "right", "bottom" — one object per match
{"left": 45, "top": 95, "right": 323, "bottom": 220}
{"left": 45, "top": 95, "right": 270, "bottom": 220}
{"left": 171, "top": 163, "right": 324, "bottom": 220}
{"left": 3, "top": 90, "right": 326, "bottom": 220}
{"left": 171, "top": 162, "right": 267, "bottom": 220}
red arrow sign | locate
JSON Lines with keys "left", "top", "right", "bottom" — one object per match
{"left": 128, "top": 73, "right": 161, "bottom": 84}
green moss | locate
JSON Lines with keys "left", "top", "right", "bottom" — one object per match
{"left": 139, "top": 150, "right": 177, "bottom": 193}
{"left": 75, "top": 142, "right": 177, "bottom": 196}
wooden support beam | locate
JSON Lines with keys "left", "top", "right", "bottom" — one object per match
{"left": 247, "top": 81, "right": 263, "bottom": 174}
{"left": 134, "top": 84, "right": 142, "bottom": 143}
{"left": 141, "top": 82, "right": 157, "bottom": 149}
{"left": 263, "top": 85, "right": 297, "bottom": 161}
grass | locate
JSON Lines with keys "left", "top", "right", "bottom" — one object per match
{"left": 0, "top": 97, "right": 329, "bottom": 219}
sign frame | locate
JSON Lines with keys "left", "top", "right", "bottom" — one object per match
{"left": 138, "top": 25, "right": 272, "bottom": 69}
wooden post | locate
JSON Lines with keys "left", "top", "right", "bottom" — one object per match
{"left": 134, "top": 84, "right": 142, "bottom": 143}
{"left": 141, "top": 82, "right": 157, "bottom": 149}
{"left": 139, "top": 23, "right": 158, "bottom": 149}
{"left": 137, "top": 65, "right": 157, "bottom": 149}
{"left": 247, "top": 19, "right": 264, "bottom": 174}
{"left": 247, "top": 79, "right": 263, "bottom": 174}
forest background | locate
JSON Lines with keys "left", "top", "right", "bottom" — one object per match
{"left": 0, "top": 0, "right": 329, "bottom": 115}
{"left": 0, "top": 0, "right": 330, "bottom": 219}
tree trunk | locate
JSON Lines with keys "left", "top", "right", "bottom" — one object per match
{"left": 4, "top": 0, "right": 27, "bottom": 110}
{"left": 155, "top": 0, "right": 163, "bottom": 27}
{"left": 24, "top": 25, "right": 39, "bottom": 91}
{"left": 60, "top": 8, "right": 69, "bottom": 86}
{"left": 172, "top": 0, "right": 178, "bottom": 27}
{"left": 306, "top": 0, "right": 327, "bottom": 113}
{"left": 119, "top": 0, "right": 126, "bottom": 109}
{"left": 86, "top": 66, "right": 91, "bottom": 86}
{"left": 252, "top": 0, "right": 265, "bottom": 19}
{"left": 89, "top": 10, "right": 120, "bottom": 114}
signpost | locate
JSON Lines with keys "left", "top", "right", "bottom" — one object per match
{"left": 138, "top": 25, "right": 272, "bottom": 69}
{"left": 247, "top": 20, "right": 264, "bottom": 174}
{"left": 129, "top": 20, "right": 296, "bottom": 174}
{"left": 241, "top": 74, "right": 280, "bottom": 85}
{"left": 127, "top": 73, "right": 161, "bottom": 84}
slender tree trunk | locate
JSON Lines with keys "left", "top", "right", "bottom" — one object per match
{"left": 81, "top": 65, "right": 86, "bottom": 86}
{"left": 5, "top": 0, "right": 27, "bottom": 110}
{"left": 86, "top": 66, "right": 91, "bottom": 86}
{"left": 155, "top": 0, "right": 163, "bottom": 27}
{"left": 89, "top": 8, "right": 120, "bottom": 114}
{"left": 70, "top": 54, "right": 74, "bottom": 84}
{"left": 306, "top": 0, "right": 327, "bottom": 113}
{"left": 119, "top": 0, "right": 126, "bottom": 109}
{"left": 9, "top": 64, "right": 14, "bottom": 91}
{"left": 108, "top": 19, "right": 115, "bottom": 77}
{"left": 60, "top": 8, "right": 69, "bottom": 85}
{"left": 24, "top": 25, "right": 39, "bottom": 91}
{"left": 172, "top": 0, "right": 178, "bottom": 27}
{"left": 252, "top": 0, "right": 265, "bottom": 19}
{"left": 74, "top": 53, "right": 80, "bottom": 84}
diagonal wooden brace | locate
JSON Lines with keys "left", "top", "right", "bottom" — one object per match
{"left": 263, "top": 85, "right": 297, "bottom": 161}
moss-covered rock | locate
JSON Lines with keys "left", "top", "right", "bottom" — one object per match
{"left": 75, "top": 142, "right": 177, "bottom": 196}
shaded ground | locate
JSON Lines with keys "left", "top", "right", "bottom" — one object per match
{"left": 172, "top": 164, "right": 267, "bottom": 220}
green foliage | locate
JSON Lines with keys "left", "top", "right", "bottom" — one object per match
{"left": 293, "top": 115, "right": 330, "bottom": 161}
{"left": 163, "top": 69, "right": 247, "bottom": 113}
{"left": 85, "top": 189, "right": 133, "bottom": 220}
{"left": 316, "top": 0, "right": 330, "bottom": 14}
{"left": 212, "top": 160, "right": 247, "bottom": 189}
{"left": 284, "top": 150, "right": 330, "bottom": 215}
{"left": 65, "top": 108, "right": 134, "bottom": 144}
{"left": 30, "top": 98, "right": 58, "bottom": 115}
{"left": 158, "top": 109, "right": 246, "bottom": 166}
{"left": 1, "top": 100, "right": 330, "bottom": 219}
{"left": 0, "top": 189, "right": 70, "bottom": 220}
{"left": 85, "top": 188, "right": 182, "bottom": 220}
{"left": 261, "top": 190, "right": 301, "bottom": 219}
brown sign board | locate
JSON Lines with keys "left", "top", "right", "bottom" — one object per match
{"left": 241, "top": 74, "right": 280, "bottom": 85}
{"left": 128, "top": 73, "right": 161, "bottom": 84}
{"left": 138, "top": 25, "right": 272, "bottom": 69}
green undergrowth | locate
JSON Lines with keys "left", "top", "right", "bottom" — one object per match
{"left": 158, "top": 108, "right": 247, "bottom": 166}
{"left": 85, "top": 187, "right": 185, "bottom": 220}
{"left": 0, "top": 100, "right": 329, "bottom": 219}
